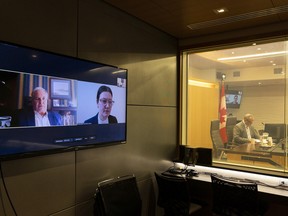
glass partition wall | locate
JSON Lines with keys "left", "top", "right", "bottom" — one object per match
{"left": 181, "top": 37, "right": 288, "bottom": 174}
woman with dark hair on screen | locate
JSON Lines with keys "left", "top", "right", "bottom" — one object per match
{"left": 84, "top": 85, "right": 118, "bottom": 124}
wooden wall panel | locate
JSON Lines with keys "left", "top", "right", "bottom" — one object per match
{"left": 187, "top": 84, "right": 219, "bottom": 148}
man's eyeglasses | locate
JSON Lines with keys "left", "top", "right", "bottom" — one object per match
{"left": 99, "top": 99, "right": 115, "bottom": 105}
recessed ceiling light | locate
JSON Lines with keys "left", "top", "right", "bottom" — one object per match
{"left": 188, "top": 5, "right": 288, "bottom": 31}
{"left": 213, "top": 8, "right": 228, "bottom": 14}
{"left": 218, "top": 51, "right": 288, "bottom": 61}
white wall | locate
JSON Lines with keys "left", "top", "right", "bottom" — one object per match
{"left": 227, "top": 84, "right": 285, "bottom": 130}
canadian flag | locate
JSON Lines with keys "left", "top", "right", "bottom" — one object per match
{"left": 219, "top": 82, "right": 227, "bottom": 143}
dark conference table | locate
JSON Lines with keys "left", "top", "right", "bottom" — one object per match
{"left": 162, "top": 165, "right": 288, "bottom": 216}
{"left": 187, "top": 167, "right": 288, "bottom": 216}
{"left": 225, "top": 142, "right": 286, "bottom": 168}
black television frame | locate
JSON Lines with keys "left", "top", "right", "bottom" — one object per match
{"left": 226, "top": 90, "right": 243, "bottom": 109}
{"left": 0, "top": 41, "right": 128, "bottom": 160}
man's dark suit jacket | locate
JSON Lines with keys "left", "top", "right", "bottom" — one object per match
{"left": 17, "top": 108, "right": 62, "bottom": 126}
{"left": 84, "top": 113, "right": 118, "bottom": 124}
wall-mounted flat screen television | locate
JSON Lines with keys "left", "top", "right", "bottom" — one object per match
{"left": 225, "top": 90, "right": 242, "bottom": 109}
{"left": 0, "top": 41, "right": 127, "bottom": 160}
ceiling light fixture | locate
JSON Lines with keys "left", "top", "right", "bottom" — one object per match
{"left": 218, "top": 51, "right": 288, "bottom": 61}
{"left": 188, "top": 80, "right": 216, "bottom": 88}
{"left": 188, "top": 5, "right": 288, "bottom": 30}
{"left": 214, "top": 8, "right": 228, "bottom": 14}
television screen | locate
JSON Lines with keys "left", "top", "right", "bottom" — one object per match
{"left": 0, "top": 41, "right": 127, "bottom": 159}
{"left": 226, "top": 90, "right": 242, "bottom": 108}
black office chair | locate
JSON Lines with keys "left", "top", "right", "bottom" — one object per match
{"left": 210, "top": 120, "right": 227, "bottom": 160}
{"left": 226, "top": 116, "right": 237, "bottom": 147}
{"left": 94, "top": 174, "right": 142, "bottom": 216}
{"left": 210, "top": 174, "right": 265, "bottom": 216}
{"left": 154, "top": 172, "right": 202, "bottom": 216}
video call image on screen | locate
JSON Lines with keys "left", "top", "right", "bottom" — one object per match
{"left": 226, "top": 91, "right": 242, "bottom": 108}
{"left": 0, "top": 41, "right": 127, "bottom": 158}
{"left": 0, "top": 71, "right": 126, "bottom": 128}
{"left": 0, "top": 71, "right": 126, "bottom": 158}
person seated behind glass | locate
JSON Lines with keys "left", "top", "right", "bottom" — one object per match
{"left": 233, "top": 113, "right": 260, "bottom": 144}
{"left": 84, "top": 85, "right": 118, "bottom": 124}
{"left": 18, "top": 87, "right": 62, "bottom": 127}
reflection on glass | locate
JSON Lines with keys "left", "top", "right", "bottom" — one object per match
{"left": 183, "top": 38, "right": 288, "bottom": 174}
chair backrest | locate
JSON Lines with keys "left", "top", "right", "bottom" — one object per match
{"left": 226, "top": 116, "right": 237, "bottom": 144}
{"left": 210, "top": 174, "right": 259, "bottom": 216}
{"left": 154, "top": 172, "right": 191, "bottom": 215}
{"left": 210, "top": 120, "right": 225, "bottom": 156}
{"left": 94, "top": 175, "right": 142, "bottom": 216}
{"left": 210, "top": 119, "right": 220, "bottom": 131}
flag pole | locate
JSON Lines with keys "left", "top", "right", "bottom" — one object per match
{"left": 219, "top": 77, "right": 228, "bottom": 144}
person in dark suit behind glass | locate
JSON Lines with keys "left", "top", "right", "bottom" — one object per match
{"left": 233, "top": 113, "right": 260, "bottom": 144}
{"left": 84, "top": 85, "right": 118, "bottom": 124}
{"left": 18, "top": 87, "right": 62, "bottom": 127}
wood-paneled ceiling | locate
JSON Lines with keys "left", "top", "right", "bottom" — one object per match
{"left": 104, "top": 0, "right": 288, "bottom": 39}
